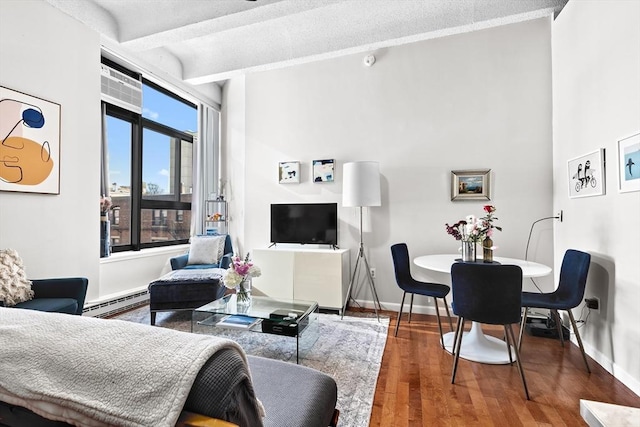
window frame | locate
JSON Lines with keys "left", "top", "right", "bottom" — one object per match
{"left": 102, "top": 59, "right": 197, "bottom": 252}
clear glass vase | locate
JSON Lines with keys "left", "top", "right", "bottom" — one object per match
{"left": 236, "top": 279, "right": 252, "bottom": 307}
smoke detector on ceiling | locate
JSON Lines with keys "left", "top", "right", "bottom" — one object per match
{"left": 363, "top": 54, "right": 376, "bottom": 67}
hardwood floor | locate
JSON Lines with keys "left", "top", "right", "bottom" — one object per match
{"left": 365, "top": 310, "right": 639, "bottom": 426}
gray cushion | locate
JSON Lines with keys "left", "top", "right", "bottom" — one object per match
{"left": 247, "top": 355, "right": 337, "bottom": 427}
{"left": 187, "top": 235, "right": 226, "bottom": 265}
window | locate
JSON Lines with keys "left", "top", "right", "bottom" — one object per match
{"left": 102, "top": 58, "right": 197, "bottom": 251}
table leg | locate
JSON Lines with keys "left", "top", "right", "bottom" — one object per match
{"left": 443, "top": 321, "right": 515, "bottom": 365}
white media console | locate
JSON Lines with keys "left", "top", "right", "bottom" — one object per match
{"left": 251, "top": 247, "right": 350, "bottom": 312}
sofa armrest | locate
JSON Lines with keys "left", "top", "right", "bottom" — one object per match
{"left": 220, "top": 253, "right": 233, "bottom": 269}
{"left": 30, "top": 277, "right": 88, "bottom": 315}
{"left": 171, "top": 254, "right": 189, "bottom": 270}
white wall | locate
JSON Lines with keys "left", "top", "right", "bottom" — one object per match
{"left": 222, "top": 17, "right": 556, "bottom": 310}
{"left": 0, "top": 0, "right": 101, "bottom": 298}
{"left": 0, "top": 0, "right": 217, "bottom": 305}
{"left": 553, "top": 0, "right": 640, "bottom": 395}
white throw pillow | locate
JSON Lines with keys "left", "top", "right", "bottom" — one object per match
{"left": 0, "top": 248, "right": 34, "bottom": 306}
{"left": 187, "top": 235, "right": 226, "bottom": 265}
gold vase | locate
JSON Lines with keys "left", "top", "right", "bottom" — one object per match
{"left": 483, "top": 237, "right": 493, "bottom": 263}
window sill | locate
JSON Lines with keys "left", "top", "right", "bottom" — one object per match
{"left": 100, "top": 244, "right": 189, "bottom": 264}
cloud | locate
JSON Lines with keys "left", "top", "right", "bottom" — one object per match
{"left": 159, "top": 169, "right": 169, "bottom": 176}
{"left": 143, "top": 108, "right": 159, "bottom": 121}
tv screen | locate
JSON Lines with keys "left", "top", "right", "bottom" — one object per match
{"left": 270, "top": 203, "right": 338, "bottom": 246}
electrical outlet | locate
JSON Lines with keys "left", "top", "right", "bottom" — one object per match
{"left": 585, "top": 297, "right": 600, "bottom": 312}
{"left": 556, "top": 210, "right": 564, "bottom": 222}
{"left": 369, "top": 268, "right": 376, "bottom": 279}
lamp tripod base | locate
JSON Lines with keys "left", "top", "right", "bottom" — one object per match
{"left": 341, "top": 243, "right": 382, "bottom": 321}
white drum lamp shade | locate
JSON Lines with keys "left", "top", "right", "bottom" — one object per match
{"left": 342, "top": 161, "right": 381, "bottom": 207}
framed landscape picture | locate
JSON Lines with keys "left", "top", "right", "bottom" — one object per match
{"left": 451, "top": 169, "right": 491, "bottom": 201}
{"left": 0, "top": 86, "right": 61, "bottom": 194}
{"left": 279, "top": 161, "right": 300, "bottom": 184}
{"left": 567, "top": 149, "right": 605, "bottom": 198}
{"left": 617, "top": 133, "right": 640, "bottom": 193}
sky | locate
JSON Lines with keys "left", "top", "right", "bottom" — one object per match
{"left": 106, "top": 84, "right": 197, "bottom": 194}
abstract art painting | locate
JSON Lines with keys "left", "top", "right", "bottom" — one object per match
{"left": 0, "top": 86, "right": 60, "bottom": 194}
{"left": 313, "top": 159, "right": 334, "bottom": 182}
{"left": 279, "top": 161, "right": 300, "bottom": 184}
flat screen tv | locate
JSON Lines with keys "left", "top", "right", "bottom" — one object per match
{"left": 270, "top": 203, "right": 338, "bottom": 246}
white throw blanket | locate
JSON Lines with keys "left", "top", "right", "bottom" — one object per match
{"left": 0, "top": 307, "right": 256, "bottom": 427}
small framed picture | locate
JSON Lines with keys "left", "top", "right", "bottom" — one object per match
{"left": 567, "top": 149, "right": 605, "bottom": 198}
{"left": 312, "top": 159, "right": 334, "bottom": 182}
{"left": 451, "top": 169, "right": 491, "bottom": 201}
{"left": 617, "top": 133, "right": 640, "bottom": 193}
{"left": 279, "top": 161, "right": 300, "bottom": 184}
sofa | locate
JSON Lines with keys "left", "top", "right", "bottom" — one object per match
{"left": 0, "top": 277, "right": 88, "bottom": 315}
{"left": 0, "top": 307, "right": 339, "bottom": 427}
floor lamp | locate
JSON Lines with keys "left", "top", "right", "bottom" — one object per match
{"left": 341, "top": 161, "right": 382, "bottom": 321}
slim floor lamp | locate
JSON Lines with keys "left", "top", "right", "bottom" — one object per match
{"left": 341, "top": 161, "right": 382, "bottom": 321}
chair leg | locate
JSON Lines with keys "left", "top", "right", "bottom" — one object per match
{"left": 394, "top": 292, "right": 406, "bottom": 337}
{"left": 451, "top": 317, "right": 465, "bottom": 384}
{"left": 552, "top": 309, "right": 565, "bottom": 346}
{"left": 518, "top": 307, "right": 528, "bottom": 351}
{"left": 567, "top": 310, "right": 591, "bottom": 373}
{"left": 408, "top": 293, "right": 415, "bottom": 323}
{"left": 506, "top": 324, "right": 530, "bottom": 400}
{"left": 443, "top": 296, "right": 454, "bottom": 331}
{"left": 434, "top": 298, "right": 445, "bottom": 349}
{"left": 503, "top": 325, "right": 514, "bottom": 365}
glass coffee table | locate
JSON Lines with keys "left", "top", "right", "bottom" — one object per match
{"left": 192, "top": 294, "right": 319, "bottom": 363}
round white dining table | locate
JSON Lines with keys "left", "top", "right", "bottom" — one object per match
{"left": 413, "top": 254, "right": 552, "bottom": 365}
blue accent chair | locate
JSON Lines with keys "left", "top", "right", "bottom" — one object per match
{"left": 1, "top": 277, "right": 88, "bottom": 315}
{"left": 518, "top": 249, "right": 591, "bottom": 373}
{"left": 450, "top": 263, "right": 529, "bottom": 400}
{"left": 170, "top": 235, "right": 233, "bottom": 270}
{"left": 390, "top": 243, "right": 453, "bottom": 346}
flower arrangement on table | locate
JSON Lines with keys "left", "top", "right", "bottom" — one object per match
{"left": 445, "top": 205, "right": 502, "bottom": 261}
{"left": 223, "top": 253, "right": 261, "bottom": 304}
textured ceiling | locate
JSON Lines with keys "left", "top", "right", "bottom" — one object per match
{"left": 44, "top": 0, "right": 568, "bottom": 88}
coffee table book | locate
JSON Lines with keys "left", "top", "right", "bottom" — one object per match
{"left": 198, "top": 314, "right": 261, "bottom": 330}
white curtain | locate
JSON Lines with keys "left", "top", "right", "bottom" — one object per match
{"left": 192, "top": 104, "right": 220, "bottom": 236}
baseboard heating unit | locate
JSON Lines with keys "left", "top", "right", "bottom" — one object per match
{"left": 83, "top": 290, "right": 149, "bottom": 318}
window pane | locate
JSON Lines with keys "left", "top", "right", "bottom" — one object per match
{"left": 106, "top": 115, "right": 131, "bottom": 247}
{"left": 142, "top": 83, "right": 197, "bottom": 132}
{"left": 181, "top": 139, "right": 193, "bottom": 202}
{"left": 141, "top": 209, "right": 191, "bottom": 243}
{"left": 142, "top": 128, "right": 175, "bottom": 200}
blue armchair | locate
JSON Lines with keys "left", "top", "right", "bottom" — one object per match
{"left": 170, "top": 234, "right": 233, "bottom": 270}
{"left": 1, "top": 277, "right": 88, "bottom": 315}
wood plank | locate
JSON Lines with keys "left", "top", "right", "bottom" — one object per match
{"left": 365, "top": 310, "right": 640, "bottom": 426}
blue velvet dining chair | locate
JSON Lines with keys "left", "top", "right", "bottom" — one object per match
{"left": 518, "top": 249, "right": 592, "bottom": 373}
{"left": 390, "top": 243, "right": 453, "bottom": 347}
{"left": 450, "top": 263, "right": 530, "bottom": 400}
